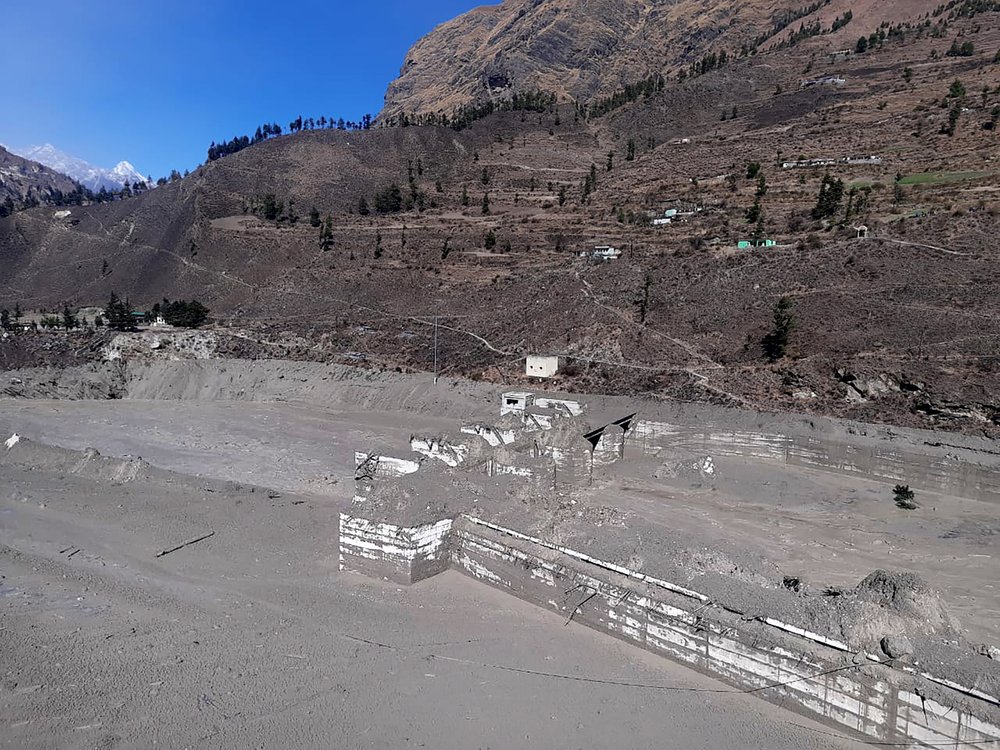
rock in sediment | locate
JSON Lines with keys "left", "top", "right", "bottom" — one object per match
{"left": 880, "top": 634, "right": 914, "bottom": 660}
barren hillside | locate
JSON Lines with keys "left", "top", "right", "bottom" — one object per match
{"left": 2, "top": 1, "right": 999, "bottom": 435}
{"left": 381, "top": 0, "right": 944, "bottom": 119}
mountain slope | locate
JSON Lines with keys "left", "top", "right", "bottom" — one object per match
{"left": 2, "top": 1, "right": 999, "bottom": 434}
{"left": 14, "top": 144, "right": 147, "bottom": 191}
{"left": 382, "top": 0, "right": 942, "bottom": 119}
{"left": 0, "top": 146, "right": 84, "bottom": 214}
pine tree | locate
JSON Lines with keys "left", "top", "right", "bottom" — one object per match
{"left": 811, "top": 175, "right": 845, "bottom": 219}
{"left": 762, "top": 297, "right": 795, "bottom": 362}
{"left": 105, "top": 292, "right": 132, "bottom": 331}
{"left": 626, "top": 138, "right": 636, "bottom": 161}
{"left": 320, "top": 215, "right": 334, "bottom": 251}
{"left": 62, "top": 305, "right": 78, "bottom": 330}
{"left": 481, "top": 193, "right": 491, "bottom": 215}
{"left": 635, "top": 275, "right": 653, "bottom": 323}
{"left": 0, "top": 309, "right": 9, "bottom": 331}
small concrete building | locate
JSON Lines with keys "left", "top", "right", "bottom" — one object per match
{"left": 737, "top": 239, "right": 777, "bottom": 249}
{"left": 526, "top": 355, "right": 562, "bottom": 378}
{"left": 500, "top": 391, "right": 533, "bottom": 416}
{"left": 578, "top": 245, "right": 622, "bottom": 262}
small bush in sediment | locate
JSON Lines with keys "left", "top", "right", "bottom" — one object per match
{"left": 893, "top": 484, "right": 917, "bottom": 510}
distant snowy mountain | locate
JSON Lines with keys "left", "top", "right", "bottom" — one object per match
{"left": 12, "top": 144, "right": 148, "bottom": 192}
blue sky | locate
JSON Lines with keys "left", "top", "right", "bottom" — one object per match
{"left": 1, "top": 0, "right": 481, "bottom": 179}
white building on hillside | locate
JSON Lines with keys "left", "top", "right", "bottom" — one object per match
{"left": 578, "top": 245, "right": 622, "bottom": 262}
{"left": 526, "top": 355, "right": 562, "bottom": 378}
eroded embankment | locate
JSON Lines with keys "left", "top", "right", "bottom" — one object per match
{"left": 4, "top": 358, "right": 997, "bottom": 502}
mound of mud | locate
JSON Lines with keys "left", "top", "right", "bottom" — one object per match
{"left": 676, "top": 547, "right": 776, "bottom": 589}
{"left": 1, "top": 436, "right": 152, "bottom": 486}
{"left": 833, "top": 570, "right": 960, "bottom": 650}
{"left": 653, "top": 454, "right": 718, "bottom": 483}
{"left": 355, "top": 466, "right": 492, "bottom": 526}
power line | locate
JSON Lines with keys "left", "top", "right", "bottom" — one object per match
{"left": 335, "top": 630, "right": 1000, "bottom": 748}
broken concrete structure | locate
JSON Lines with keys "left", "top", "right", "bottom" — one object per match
{"left": 409, "top": 435, "right": 469, "bottom": 467}
{"left": 339, "top": 513, "right": 452, "bottom": 584}
{"left": 353, "top": 451, "right": 421, "bottom": 479}
{"left": 339, "top": 385, "right": 1000, "bottom": 747}
{"left": 500, "top": 390, "right": 533, "bottom": 415}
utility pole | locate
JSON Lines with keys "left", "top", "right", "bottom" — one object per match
{"left": 433, "top": 315, "right": 439, "bottom": 384}
{"left": 426, "top": 313, "right": 470, "bottom": 386}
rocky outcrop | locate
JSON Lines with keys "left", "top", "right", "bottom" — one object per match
{"left": 380, "top": 0, "right": 941, "bottom": 119}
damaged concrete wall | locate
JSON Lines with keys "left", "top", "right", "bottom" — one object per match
{"left": 353, "top": 451, "right": 422, "bottom": 479}
{"left": 628, "top": 420, "right": 1000, "bottom": 501}
{"left": 335, "top": 506, "right": 1000, "bottom": 745}
{"left": 409, "top": 436, "right": 469, "bottom": 467}
{"left": 450, "top": 518, "right": 1000, "bottom": 748}
{"left": 532, "top": 397, "right": 583, "bottom": 417}
{"left": 460, "top": 423, "right": 516, "bottom": 447}
{"left": 593, "top": 429, "right": 625, "bottom": 467}
{"left": 338, "top": 513, "right": 452, "bottom": 584}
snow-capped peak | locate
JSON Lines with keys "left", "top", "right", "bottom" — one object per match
{"left": 12, "top": 144, "right": 148, "bottom": 192}
{"left": 110, "top": 160, "right": 146, "bottom": 185}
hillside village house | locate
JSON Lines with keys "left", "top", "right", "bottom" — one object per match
{"left": 651, "top": 208, "right": 679, "bottom": 226}
{"left": 578, "top": 245, "right": 622, "bottom": 261}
